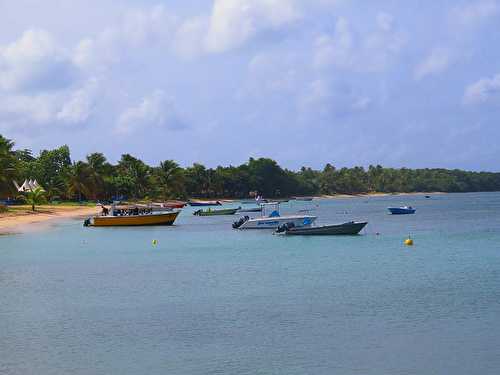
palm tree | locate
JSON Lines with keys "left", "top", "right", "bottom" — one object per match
{"left": 66, "top": 162, "right": 94, "bottom": 201}
{"left": 157, "top": 160, "right": 184, "bottom": 198}
{"left": 24, "top": 186, "right": 47, "bottom": 211}
{"left": 0, "top": 135, "right": 18, "bottom": 197}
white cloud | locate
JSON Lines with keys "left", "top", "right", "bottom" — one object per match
{"left": 73, "top": 5, "right": 177, "bottom": 70}
{"left": 204, "top": 0, "right": 299, "bottom": 53}
{"left": 115, "top": 90, "right": 185, "bottom": 134}
{"left": 313, "top": 13, "right": 406, "bottom": 72}
{"left": 300, "top": 79, "right": 371, "bottom": 117}
{"left": 57, "top": 78, "right": 99, "bottom": 124}
{"left": 450, "top": 0, "right": 500, "bottom": 28}
{"left": 414, "top": 48, "right": 452, "bottom": 80}
{"left": 0, "top": 29, "right": 77, "bottom": 92}
{"left": 463, "top": 74, "right": 500, "bottom": 104}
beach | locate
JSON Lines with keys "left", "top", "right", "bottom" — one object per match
{"left": 0, "top": 205, "right": 99, "bottom": 234}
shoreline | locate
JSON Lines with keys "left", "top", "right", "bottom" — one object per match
{"left": 0, "top": 205, "right": 99, "bottom": 235}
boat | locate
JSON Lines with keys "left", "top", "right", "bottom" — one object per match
{"left": 293, "top": 196, "right": 314, "bottom": 201}
{"left": 388, "top": 206, "right": 416, "bottom": 215}
{"left": 232, "top": 203, "right": 317, "bottom": 229}
{"left": 188, "top": 200, "right": 222, "bottom": 207}
{"left": 238, "top": 206, "right": 262, "bottom": 213}
{"left": 275, "top": 221, "right": 368, "bottom": 235}
{"left": 84, "top": 205, "right": 180, "bottom": 227}
{"left": 193, "top": 207, "right": 241, "bottom": 216}
{"left": 163, "top": 200, "right": 186, "bottom": 208}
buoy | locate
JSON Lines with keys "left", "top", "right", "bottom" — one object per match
{"left": 404, "top": 237, "right": 413, "bottom": 246}
{"left": 152, "top": 239, "right": 158, "bottom": 246}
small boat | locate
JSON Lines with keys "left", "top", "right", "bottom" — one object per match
{"left": 275, "top": 221, "right": 368, "bottom": 235}
{"left": 163, "top": 200, "right": 186, "bottom": 208}
{"left": 238, "top": 206, "right": 262, "bottom": 213}
{"left": 293, "top": 196, "right": 314, "bottom": 201}
{"left": 388, "top": 206, "right": 416, "bottom": 215}
{"left": 188, "top": 200, "right": 222, "bottom": 207}
{"left": 84, "top": 205, "right": 180, "bottom": 227}
{"left": 233, "top": 203, "right": 317, "bottom": 229}
{"left": 425, "top": 195, "right": 430, "bottom": 199}
{"left": 193, "top": 207, "right": 241, "bottom": 216}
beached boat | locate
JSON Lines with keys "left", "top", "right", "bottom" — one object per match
{"left": 188, "top": 200, "right": 222, "bottom": 207}
{"left": 232, "top": 203, "right": 317, "bottom": 229}
{"left": 84, "top": 208, "right": 179, "bottom": 227}
{"left": 388, "top": 206, "right": 416, "bottom": 215}
{"left": 275, "top": 221, "right": 367, "bottom": 235}
{"left": 163, "top": 200, "right": 186, "bottom": 208}
{"left": 193, "top": 207, "right": 240, "bottom": 216}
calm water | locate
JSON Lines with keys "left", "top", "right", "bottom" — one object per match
{"left": 1, "top": 193, "right": 500, "bottom": 375}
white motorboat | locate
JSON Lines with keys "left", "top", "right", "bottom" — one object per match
{"left": 232, "top": 203, "right": 317, "bottom": 229}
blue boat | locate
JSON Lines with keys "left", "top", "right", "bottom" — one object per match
{"left": 388, "top": 206, "right": 416, "bottom": 215}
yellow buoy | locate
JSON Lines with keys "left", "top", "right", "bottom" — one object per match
{"left": 152, "top": 239, "right": 158, "bottom": 246}
{"left": 404, "top": 237, "right": 413, "bottom": 246}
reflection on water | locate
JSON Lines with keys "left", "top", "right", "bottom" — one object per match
{"left": 1, "top": 192, "right": 500, "bottom": 374}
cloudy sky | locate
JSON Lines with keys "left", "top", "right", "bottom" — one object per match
{"left": 1, "top": 0, "right": 499, "bottom": 171}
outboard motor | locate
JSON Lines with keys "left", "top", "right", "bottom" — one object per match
{"left": 193, "top": 209, "right": 201, "bottom": 216}
{"left": 83, "top": 218, "right": 91, "bottom": 227}
{"left": 232, "top": 215, "right": 249, "bottom": 229}
{"left": 276, "top": 222, "right": 295, "bottom": 233}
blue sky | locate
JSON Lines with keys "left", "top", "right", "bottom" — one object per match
{"left": 1, "top": 0, "right": 499, "bottom": 171}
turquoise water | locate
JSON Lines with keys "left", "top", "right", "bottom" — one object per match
{"left": 1, "top": 193, "right": 500, "bottom": 374}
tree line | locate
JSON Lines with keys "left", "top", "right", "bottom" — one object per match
{"left": 1, "top": 134, "right": 500, "bottom": 201}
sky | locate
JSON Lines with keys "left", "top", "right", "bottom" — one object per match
{"left": 1, "top": 0, "right": 499, "bottom": 171}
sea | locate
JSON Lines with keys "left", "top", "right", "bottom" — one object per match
{"left": 1, "top": 192, "right": 500, "bottom": 375}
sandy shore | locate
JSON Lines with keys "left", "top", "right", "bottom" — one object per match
{"left": 0, "top": 205, "right": 99, "bottom": 235}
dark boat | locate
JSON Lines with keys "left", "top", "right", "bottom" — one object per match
{"left": 188, "top": 200, "right": 222, "bottom": 207}
{"left": 388, "top": 206, "right": 416, "bottom": 215}
{"left": 275, "top": 221, "right": 367, "bottom": 235}
{"left": 238, "top": 207, "right": 262, "bottom": 213}
{"left": 193, "top": 207, "right": 240, "bottom": 216}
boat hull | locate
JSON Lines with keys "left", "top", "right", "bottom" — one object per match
{"left": 282, "top": 221, "right": 367, "bottom": 235}
{"left": 194, "top": 208, "right": 239, "bottom": 216}
{"left": 388, "top": 207, "right": 416, "bottom": 215}
{"left": 188, "top": 201, "right": 221, "bottom": 207}
{"left": 237, "top": 215, "right": 317, "bottom": 229}
{"left": 90, "top": 211, "right": 180, "bottom": 227}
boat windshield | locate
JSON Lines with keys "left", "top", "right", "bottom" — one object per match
{"left": 261, "top": 203, "right": 280, "bottom": 217}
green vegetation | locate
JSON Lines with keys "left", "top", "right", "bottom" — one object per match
{"left": 1, "top": 134, "right": 500, "bottom": 201}
{"left": 20, "top": 186, "right": 47, "bottom": 211}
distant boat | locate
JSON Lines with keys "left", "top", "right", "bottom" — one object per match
{"left": 294, "top": 196, "right": 314, "bottom": 201}
{"left": 275, "top": 221, "right": 368, "bottom": 235}
{"left": 238, "top": 206, "right": 262, "bottom": 213}
{"left": 163, "top": 200, "right": 186, "bottom": 208}
{"left": 233, "top": 203, "right": 316, "bottom": 229}
{"left": 193, "top": 207, "right": 240, "bottom": 216}
{"left": 425, "top": 195, "right": 431, "bottom": 198}
{"left": 388, "top": 206, "right": 416, "bottom": 215}
{"left": 84, "top": 206, "right": 179, "bottom": 227}
{"left": 188, "top": 200, "right": 222, "bottom": 207}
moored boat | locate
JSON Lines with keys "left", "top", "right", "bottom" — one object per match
{"left": 293, "top": 196, "right": 314, "bottom": 201}
{"left": 233, "top": 203, "right": 317, "bottom": 229}
{"left": 275, "top": 221, "right": 368, "bottom": 235}
{"left": 84, "top": 209, "right": 180, "bottom": 227}
{"left": 238, "top": 206, "right": 262, "bottom": 213}
{"left": 188, "top": 200, "right": 222, "bottom": 207}
{"left": 193, "top": 207, "right": 241, "bottom": 216}
{"left": 388, "top": 206, "right": 416, "bottom": 215}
